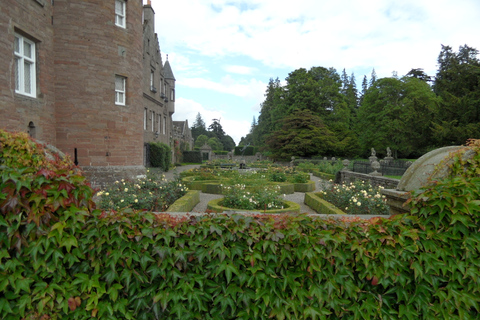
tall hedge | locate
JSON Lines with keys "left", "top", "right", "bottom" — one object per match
{"left": 235, "top": 145, "right": 257, "bottom": 156}
{"left": 2, "top": 130, "right": 480, "bottom": 319}
{"left": 182, "top": 150, "right": 202, "bottom": 164}
{"left": 149, "top": 142, "right": 171, "bottom": 171}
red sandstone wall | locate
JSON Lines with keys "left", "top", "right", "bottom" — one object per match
{"left": 0, "top": 0, "right": 57, "bottom": 144}
{"left": 53, "top": 0, "right": 144, "bottom": 167}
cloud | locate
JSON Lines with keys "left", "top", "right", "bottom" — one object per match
{"left": 154, "top": 0, "right": 480, "bottom": 77}
{"left": 223, "top": 65, "right": 257, "bottom": 75}
{"left": 178, "top": 75, "right": 265, "bottom": 100}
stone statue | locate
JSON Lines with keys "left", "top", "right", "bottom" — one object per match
{"left": 386, "top": 147, "right": 392, "bottom": 157}
{"left": 371, "top": 148, "right": 376, "bottom": 157}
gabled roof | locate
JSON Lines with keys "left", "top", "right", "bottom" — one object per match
{"left": 173, "top": 121, "right": 185, "bottom": 132}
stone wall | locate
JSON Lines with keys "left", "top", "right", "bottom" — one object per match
{"left": 336, "top": 171, "right": 399, "bottom": 189}
{"left": 0, "top": 0, "right": 57, "bottom": 144}
{"left": 142, "top": 4, "right": 172, "bottom": 152}
{"left": 53, "top": 0, "right": 144, "bottom": 168}
{"left": 81, "top": 165, "right": 146, "bottom": 190}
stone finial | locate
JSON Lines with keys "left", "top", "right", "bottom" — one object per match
{"left": 342, "top": 159, "right": 350, "bottom": 171}
{"left": 369, "top": 160, "right": 382, "bottom": 176}
{"left": 369, "top": 148, "right": 378, "bottom": 163}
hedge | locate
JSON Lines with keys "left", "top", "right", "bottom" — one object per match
{"left": 182, "top": 150, "right": 202, "bottom": 164}
{"left": 234, "top": 145, "right": 257, "bottom": 156}
{"left": 2, "top": 130, "right": 480, "bottom": 318}
{"left": 149, "top": 141, "right": 171, "bottom": 171}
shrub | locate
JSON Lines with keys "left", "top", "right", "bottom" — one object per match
{"left": 234, "top": 145, "right": 257, "bottom": 156}
{"left": 149, "top": 142, "right": 171, "bottom": 171}
{"left": 96, "top": 170, "right": 187, "bottom": 211}
{"left": 269, "top": 172, "right": 287, "bottom": 182}
{"left": 4, "top": 129, "right": 480, "bottom": 319}
{"left": 316, "top": 160, "right": 344, "bottom": 175}
{"left": 221, "top": 183, "right": 284, "bottom": 210}
{"left": 319, "top": 180, "right": 390, "bottom": 215}
{"left": 182, "top": 150, "right": 202, "bottom": 163}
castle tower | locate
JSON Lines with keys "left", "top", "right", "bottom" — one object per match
{"left": 53, "top": 0, "right": 145, "bottom": 185}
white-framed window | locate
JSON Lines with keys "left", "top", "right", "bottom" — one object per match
{"left": 115, "top": 75, "right": 126, "bottom": 105}
{"left": 14, "top": 33, "right": 36, "bottom": 97}
{"left": 158, "top": 114, "right": 161, "bottom": 133}
{"left": 151, "top": 111, "right": 155, "bottom": 132}
{"left": 163, "top": 116, "right": 166, "bottom": 135}
{"left": 170, "top": 88, "right": 175, "bottom": 101}
{"left": 144, "top": 108, "right": 147, "bottom": 130}
{"left": 115, "top": 0, "right": 126, "bottom": 28}
{"left": 150, "top": 70, "right": 156, "bottom": 92}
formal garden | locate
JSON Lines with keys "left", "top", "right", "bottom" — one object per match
{"left": 2, "top": 129, "right": 480, "bottom": 318}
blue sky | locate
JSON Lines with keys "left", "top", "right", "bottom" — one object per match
{"left": 146, "top": 0, "right": 480, "bottom": 144}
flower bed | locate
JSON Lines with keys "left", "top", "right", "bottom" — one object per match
{"left": 96, "top": 171, "right": 188, "bottom": 211}
{"left": 317, "top": 180, "right": 389, "bottom": 215}
{"left": 207, "top": 198, "right": 301, "bottom": 214}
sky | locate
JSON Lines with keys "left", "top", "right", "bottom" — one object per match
{"left": 146, "top": 0, "right": 480, "bottom": 145}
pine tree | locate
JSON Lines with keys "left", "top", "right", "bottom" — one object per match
{"left": 191, "top": 112, "right": 208, "bottom": 141}
{"left": 359, "top": 75, "right": 368, "bottom": 106}
{"left": 369, "top": 68, "right": 377, "bottom": 87}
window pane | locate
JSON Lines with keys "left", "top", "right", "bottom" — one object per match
{"left": 115, "top": 0, "right": 123, "bottom": 15}
{"left": 24, "top": 41, "right": 32, "bottom": 59}
{"left": 14, "top": 58, "right": 20, "bottom": 91}
{"left": 24, "top": 62, "right": 31, "bottom": 94}
{"left": 116, "top": 92, "right": 124, "bottom": 104}
{"left": 116, "top": 16, "right": 124, "bottom": 26}
{"left": 115, "top": 76, "right": 124, "bottom": 90}
{"left": 14, "top": 37, "right": 20, "bottom": 53}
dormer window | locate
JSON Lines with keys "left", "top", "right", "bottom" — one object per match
{"left": 115, "top": 0, "right": 126, "bottom": 28}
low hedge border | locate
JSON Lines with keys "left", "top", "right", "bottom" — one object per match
{"left": 304, "top": 192, "right": 346, "bottom": 215}
{"left": 294, "top": 180, "right": 316, "bottom": 192}
{"left": 312, "top": 170, "right": 335, "bottom": 181}
{"left": 202, "top": 183, "right": 223, "bottom": 194}
{"left": 166, "top": 190, "right": 200, "bottom": 212}
{"left": 182, "top": 177, "right": 221, "bottom": 191}
{"left": 207, "top": 197, "right": 301, "bottom": 214}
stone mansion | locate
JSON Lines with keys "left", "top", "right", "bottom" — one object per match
{"left": 0, "top": 0, "right": 192, "bottom": 187}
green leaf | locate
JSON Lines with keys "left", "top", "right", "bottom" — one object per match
{"left": 60, "top": 235, "right": 78, "bottom": 253}
{"left": 14, "top": 278, "right": 34, "bottom": 294}
{"left": 0, "top": 298, "right": 13, "bottom": 314}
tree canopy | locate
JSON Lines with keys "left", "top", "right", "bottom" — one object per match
{"left": 241, "top": 44, "right": 480, "bottom": 159}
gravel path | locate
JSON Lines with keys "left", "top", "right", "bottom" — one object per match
{"left": 164, "top": 165, "right": 324, "bottom": 214}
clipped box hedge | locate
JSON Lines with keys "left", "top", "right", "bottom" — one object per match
{"left": 166, "top": 190, "right": 200, "bottom": 212}
{"left": 207, "top": 197, "right": 301, "bottom": 214}
{"left": 312, "top": 169, "right": 336, "bottom": 181}
{"left": 304, "top": 192, "right": 346, "bottom": 215}
{"left": 294, "top": 180, "right": 316, "bottom": 192}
